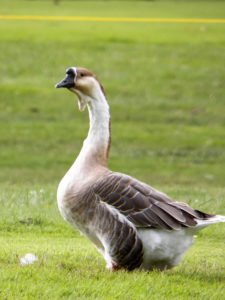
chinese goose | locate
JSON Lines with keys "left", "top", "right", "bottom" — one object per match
{"left": 55, "top": 67, "right": 225, "bottom": 271}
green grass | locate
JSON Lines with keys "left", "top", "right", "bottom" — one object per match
{"left": 0, "top": 186, "right": 225, "bottom": 299}
{"left": 0, "top": 1, "right": 225, "bottom": 299}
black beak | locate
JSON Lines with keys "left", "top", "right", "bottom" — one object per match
{"left": 55, "top": 74, "right": 75, "bottom": 89}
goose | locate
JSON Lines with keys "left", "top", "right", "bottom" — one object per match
{"left": 55, "top": 67, "right": 225, "bottom": 271}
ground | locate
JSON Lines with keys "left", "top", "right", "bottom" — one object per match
{"left": 0, "top": 1, "right": 225, "bottom": 299}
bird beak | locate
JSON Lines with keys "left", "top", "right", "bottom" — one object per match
{"left": 55, "top": 74, "right": 75, "bottom": 89}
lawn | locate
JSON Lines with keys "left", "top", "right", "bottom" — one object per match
{"left": 0, "top": 1, "right": 225, "bottom": 299}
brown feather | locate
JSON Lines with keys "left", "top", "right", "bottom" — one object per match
{"left": 93, "top": 172, "right": 213, "bottom": 231}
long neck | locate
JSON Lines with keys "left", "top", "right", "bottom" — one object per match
{"left": 74, "top": 91, "right": 111, "bottom": 173}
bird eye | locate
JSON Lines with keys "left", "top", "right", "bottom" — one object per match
{"left": 80, "top": 73, "right": 85, "bottom": 77}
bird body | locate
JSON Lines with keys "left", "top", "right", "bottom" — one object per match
{"left": 56, "top": 67, "right": 225, "bottom": 271}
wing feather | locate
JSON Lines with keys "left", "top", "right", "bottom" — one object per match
{"left": 93, "top": 172, "right": 213, "bottom": 230}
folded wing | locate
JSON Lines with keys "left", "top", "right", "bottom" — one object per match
{"left": 93, "top": 172, "right": 214, "bottom": 230}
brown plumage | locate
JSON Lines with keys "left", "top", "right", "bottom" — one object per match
{"left": 93, "top": 172, "right": 214, "bottom": 231}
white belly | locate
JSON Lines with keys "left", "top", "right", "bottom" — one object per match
{"left": 138, "top": 228, "right": 194, "bottom": 270}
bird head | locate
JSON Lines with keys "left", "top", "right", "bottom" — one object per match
{"left": 55, "top": 67, "right": 105, "bottom": 111}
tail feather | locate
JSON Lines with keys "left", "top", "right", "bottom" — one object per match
{"left": 196, "top": 214, "right": 225, "bottom": 229}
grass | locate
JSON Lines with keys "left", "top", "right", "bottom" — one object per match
{"left": 0, "top": 1, "right": 225, "bottom": 299}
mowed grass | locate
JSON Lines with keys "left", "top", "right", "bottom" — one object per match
{"left": 0, "top": 1, "right": 225, "bottom": 299}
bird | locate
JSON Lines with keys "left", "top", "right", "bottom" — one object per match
{"left": 55, "top": 66, "right": 225, "bottom": 271}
